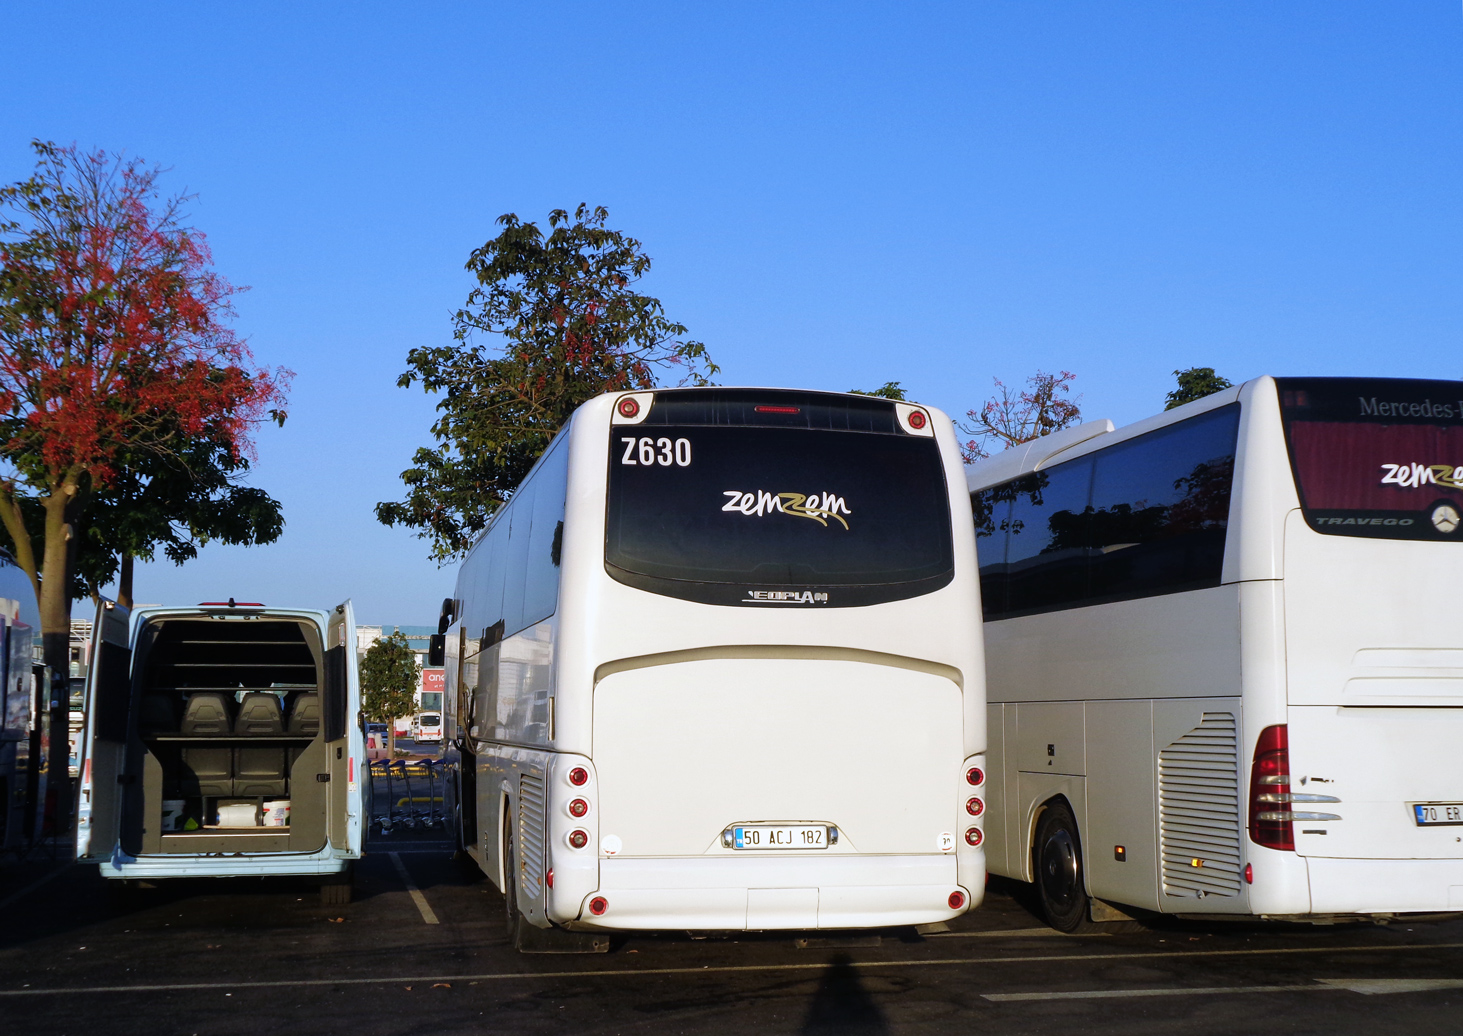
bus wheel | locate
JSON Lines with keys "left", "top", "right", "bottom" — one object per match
{"left": 1033, "top": 801, "right": 1096, "bottom": 933}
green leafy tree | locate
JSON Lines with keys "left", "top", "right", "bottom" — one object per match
{"left": 849, "top": 381, "right": 907, "bottom": 400}
{"left": 360, "top": 631, "right": 421, "bottom": 759}
{"left": 377, "top": 204, "right": 717, "bottom": 561}
{"left": 1165, "top": 367, "right": 1233, "bottom": 410}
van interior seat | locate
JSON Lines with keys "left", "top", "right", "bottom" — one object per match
{"left": 234, "top": 692, "right": 287, "bottom": 797}
{"left": 288, "top": 693, "right": 320, "bottom": 736}
{"left": 176, "top": 692, "right": 234, "bottom": 797}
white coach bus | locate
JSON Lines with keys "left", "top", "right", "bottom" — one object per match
{"left": 966, "top": 375, "right": 1463, "bottom": 930}
{"left": 435, "top": 387, "right": 985, "bottom": 951}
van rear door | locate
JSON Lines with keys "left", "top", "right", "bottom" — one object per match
{"left": 325, "top": 600, "right": 360, "bottom": 854}
{"left": 75, "top": 600, "right": 131, "bottom": 862}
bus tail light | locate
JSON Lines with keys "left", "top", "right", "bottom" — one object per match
{"left": 965, "top": 767, "right": 984, "bottom": 786}
{"left": 948, "top": 890, "right": 966, "bottom": 910}
{"left": 567, "top": 829, "right": 589, "bottom": 849}
{"left": 965, "top": 797, "right": 984, "bottom": 817}
{"left": 1248, "top": 724, "right": 1294, "bottom": 852}
{"left": 568, "top": 798, "right": 589, "bottom": 817}
{"left": 589, "top": 896, "right": 608, "bottom": 916}
{"left": 568, "top": 767, "right": 589, "bottom": 787}
{"left": 965, "top": 827, "right": 982, "bottom": 847}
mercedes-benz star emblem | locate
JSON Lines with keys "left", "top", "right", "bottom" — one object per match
{"left": 1432, "top": 503, "right": 1461, "bottom": 534}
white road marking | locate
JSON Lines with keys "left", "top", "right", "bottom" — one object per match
{"left": 1, "top": 941, "right": 1460, "bottom": 997}
{"left": 388, "top": 852, "right": 439, "bottom": 925}
{"left": 930, "top": 928, "right": 1105, "bottom": 939}
{"left": 985, "top": 977, "right": 1463, "bottom": 1002}
{"left": 0, "top": 864, "right": 71, "bottom": 911}
{"left": 1320, "top": 978, "right": 1463, "bottom": 995}
{"left": 987, "top": 984, "right": 1320, "bottom": 1001}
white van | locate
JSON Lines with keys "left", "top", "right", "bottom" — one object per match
{"left": 76, "top": 599, "right": 364, "bottom": 903}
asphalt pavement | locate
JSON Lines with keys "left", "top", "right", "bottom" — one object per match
{"left": 2, "top": 830, "right": 1462, "bottom": 1036}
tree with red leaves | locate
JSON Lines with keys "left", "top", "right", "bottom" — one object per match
{"left": 0, "top": 140, "right": 288, "bottom": 810}
{"left": 378, "top": 204, "right": 717, "bottom": 560}
{"left": 959, "top": 370, "right": 1083, "bottom": 463}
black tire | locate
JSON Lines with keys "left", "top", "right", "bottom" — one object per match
{"left": 320, "top": 863, "right": 353, "bottom": 906}
{"left": 1033, "top": 800, "right": 1098, "bottom": 933}
{"left": 503, "top": 816, "right": 608, "bottom": 954}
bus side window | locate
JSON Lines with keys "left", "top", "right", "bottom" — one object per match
{"left": 524, "top": 441, "right": 568, "bottom": 627}
{"left": 971, "top": 488, "right": 1010, "bottom": 617}
{"left": 1003, "top": 460, "right": 1093, "bottom": 616}
{"left": 1087, "top": 405, "right": 1239, "bottom": 601}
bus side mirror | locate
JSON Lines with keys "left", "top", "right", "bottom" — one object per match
{"left": 427, "top": 634, "right": 445, "bottom": 668}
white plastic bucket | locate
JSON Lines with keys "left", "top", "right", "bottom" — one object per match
{"left": 216, "top": 802, "right": 258, "bottom": 827}
{"left": 263, "top": 799, "right": 291, "bottom": 827}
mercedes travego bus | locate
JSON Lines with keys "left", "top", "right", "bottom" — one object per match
{"left": 966, "top": 375, "right": 1463, "bottom": 930}
{"left": 436, "top": 387, "right": 985, "bottom": 951}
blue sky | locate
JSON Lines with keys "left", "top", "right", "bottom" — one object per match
{"left": 3, "top": 2, "right": 1460, "bottom": 624}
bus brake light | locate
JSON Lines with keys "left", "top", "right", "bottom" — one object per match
{"left": 1248, "top": 724, "right": 1294, "bottom": 852}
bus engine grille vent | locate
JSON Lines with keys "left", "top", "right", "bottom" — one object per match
{"left": 518, "top": 772, "right": 547, "bottom": 897}
{"left": 1158, "top": 712, "right": 1242, "bottom": 899}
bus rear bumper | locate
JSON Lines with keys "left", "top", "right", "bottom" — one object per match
{"left": 565, "top": 854, "right": 971, "bottom": 931}
{"left": 1304, "top": 856, "right": 1463, "bottom": 915}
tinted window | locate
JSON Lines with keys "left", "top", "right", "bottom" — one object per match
{"left": 1277, "top": 377, "right": 1463, "bottom": 541}
{"left": 523, "top": 438, "right": 568, "bottom": 627}
{"left": 606, "top": 425, "right": 953, "bottom": 607}
{"left": 1003, "top": 461, "right": 1093, "bottom": 615}
{"left": 972, "top": 404, "right": 1240, "bottom": 620}
{"left": 1087, "top": 405, "right": 1239, "bottom": 600}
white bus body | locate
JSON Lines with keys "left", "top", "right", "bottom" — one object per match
{"left": 967, "top": 376, "right": 1463, "bottom": 927}
{"left": 76, "top": 599, "right": 363, "bottom": 892}
{"left": 440, "top": 388, "right": 985, "bottom": 949}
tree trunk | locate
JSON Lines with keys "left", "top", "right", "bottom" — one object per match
{"left": 387, "top": 722, "right": 395, "bottom": 761}
{"left": 39, "top": 487, "right": 76, "bottom": 837}
{"left": 117, "top": 553, "right": 133, "bottom": 609}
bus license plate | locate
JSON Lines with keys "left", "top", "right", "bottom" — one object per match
{"left": 733, "top": 825, "right": 828, "bottom": 849}
{"left": 1413, "top": 803, "right": 1463, "bottom": 826}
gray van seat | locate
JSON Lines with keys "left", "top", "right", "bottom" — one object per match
{"left": 287, "top": 694, "right": 320, "bottom": 736}
{"left": 234, "top": 692, "right": 287, "bottom": 797}
{"left": 177, "top": 692, "right": 234, "bottom": 797}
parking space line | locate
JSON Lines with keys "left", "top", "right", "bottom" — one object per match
{"left": 985, "top": 977, "right": 1463, "bottom": 1002}
{"left": 1, "top": 940, "right": 1459, "bottom": 997}
{"left": 388, "top": 852, "right": 439, "bottom": 925}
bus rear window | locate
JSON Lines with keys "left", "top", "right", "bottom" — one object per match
{"left": 1277, "top": 377, "right": 1463, "bottom": 541}
{"left": 605, "top": 425, "right": 954, "bottom": 607}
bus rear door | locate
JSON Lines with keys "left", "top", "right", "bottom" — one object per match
{"left": 75, "top": 600, "right": 131, "bottom": 862}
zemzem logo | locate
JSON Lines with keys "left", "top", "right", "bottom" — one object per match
{"left": 1379, "top": 463, "right": 1463, "bottom": 490}
{"left": 722, "top": 490, "right": 852, "bottom": 529}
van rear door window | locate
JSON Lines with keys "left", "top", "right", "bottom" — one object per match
{"left": 1277, "top": 378, "right": 1463, "bottom": 541}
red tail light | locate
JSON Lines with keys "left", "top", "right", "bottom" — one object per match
{"left": 908, "top": 411, "right": 927, "bottom": 429}
{"left": 948, "top": 890, "right": 966, "bottom": 910}
{"left": 965, "top": 767, "right": 984, "bottom": 786}
{"left": 965, "top": 797, "right": 984, "bottom": 817}
{"left": 589, "top": 896, "right": 608, "bottom": 916}
{"left": 568, "top": 767, "right": 589, "bottom": 786}
{"left": 567, "top": 829, "right": 589, "bottom": 849}
{"left": 546, "top": 868, "right": 554, "bottom": 888}
{"left": 1248, "top": 724, "right": 1294, "bottom": 851}
{"left": 568, "top": 798, "right": 589, "bottom": 817}
{"left": 965, "top": 827, "right": 983, "bottom": 846}
{"left": 617, "top": 397, "right": 640, "bottom": 418}
{"left": 754, "top": 405, "right": 800, "bottom": 414}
